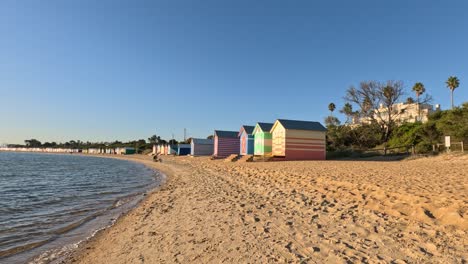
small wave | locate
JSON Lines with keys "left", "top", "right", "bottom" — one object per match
{"left": 0, "top": 238, "right": 52, "bottom": 259}
{"left": 51, "top": 211, "right": 105, "bottom": 236}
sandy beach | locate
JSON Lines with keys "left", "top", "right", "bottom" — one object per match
{"left": 63, "top": 154, "right": 467, "bottom": 264}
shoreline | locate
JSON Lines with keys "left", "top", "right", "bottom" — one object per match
{"left": 52, "top": 154, "right": 172, "bottom": 263}
{"left": 0, "top": 153, "right": 166, "bottom": 264}
{"left": 37, "top": 154, "right": 167, "bottom": 264}
{"left": 60, "top": 154, "right": 467, "bottom": 263}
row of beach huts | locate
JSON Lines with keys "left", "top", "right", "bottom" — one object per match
{"left": 0, "top": 147, "right": 136, "bottom": 155}
{"left": 155, "top": 119, "right": 327, "bottom": 161}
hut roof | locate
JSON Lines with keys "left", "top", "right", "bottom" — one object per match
{"left": 214, "top": 130, "right": 238, "bottom": 138}
{"left": 238, "top": 125, "right": 255, "bottom": 136}
{"left": 257, "top": 122, "right": 274, "bottom": 132}
{"left": 275, "top": 119, "right": 327, "bottom": 132}
{"left": 191, "top": 138, "right": 214, "bottom": 145}
{"left": 241, "top": 125, "right": 255, "bottom": 134}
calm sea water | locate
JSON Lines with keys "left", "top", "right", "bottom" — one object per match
{"left": 0, "top": 152, "right": 162, "bottom": 263}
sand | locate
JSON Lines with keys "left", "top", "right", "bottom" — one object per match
{"left": 63, "top": 154, "right": 467, "bottom": 264}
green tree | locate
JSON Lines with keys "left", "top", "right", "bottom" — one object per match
{"left": 412, "top": 82, "right": 425, "bottom": 100}
{"left": 340, "top": 103, "right": 354, "bottom": 124}
{"left": 412, "top": 82, "right": 425, "bottom": 120}
{"left": 406, "top": 97, "right": 415, "bottom": 104}
{"left": 388, "top": 122, "right": 423, "bottom": 148}
{"left": 148, "top": 135, "right": 161, "bottom": 144}
{"left": 324, "top": 116, "right": 340, "bottom": 127}
{"left": 328, "top": 103, "right": 336, "bottom": 116}
{"left": 24, "top": 139, "right": 42, "bottom": 148}
{"left": 446, "top": 76, "right": 460, "bottom": 109}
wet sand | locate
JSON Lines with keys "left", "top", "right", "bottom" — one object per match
{"left": 64, "top": 154, "right": 467, "bottom": 263}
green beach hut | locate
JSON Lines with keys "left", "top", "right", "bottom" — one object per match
{"left": 253, "top": 122, "right": 274, "bottom": 156}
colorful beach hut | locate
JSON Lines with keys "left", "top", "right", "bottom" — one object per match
{"left": 116, "top": 147, "right": 136, "bottom": 155}
{"left": 213, "top": 130, "right": 239, "bottom": 158}
{"left": 157, "top": 144, "right": 163, "bottom": 154}
{"left": 165, "top": 145, "right": 169, "bottom": 154}
{"left": 159, "top": 144, "right": 165, "bottom": 155}
{"left": 271, "top": 119, "right": 327, "bottom": 160}
{"left": 238, "top": 125, "right": 255, "bottom": 155}
{"left": 190, "top": 138, "right": 214, "bottom": 156}
{"left": 177, "top": 144, "right": 191, "bottom": 156}
{"left": 168, "top": 145, "right": 177, "bottom": 155}
{"left": 252, "top": 122, "right": 274, "bottom": 156}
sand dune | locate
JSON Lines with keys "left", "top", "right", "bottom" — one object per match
{"left": 64, "top": 154, "right": 467, "bottom": 263}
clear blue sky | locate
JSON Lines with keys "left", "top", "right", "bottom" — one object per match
{"left": 1, "top": 0, "right": 467, "bottom": 144}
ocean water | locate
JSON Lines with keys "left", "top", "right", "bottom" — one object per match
{"left": 0, "top": 152, "right": 163, "bottom": 263}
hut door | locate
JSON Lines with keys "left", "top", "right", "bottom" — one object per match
{"left": 241, "top": 136, "right": 246, "bottom": 154}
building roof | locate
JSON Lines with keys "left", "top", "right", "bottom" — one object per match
{"left": 178, "top": 144, "right": 191, "bottom": 148}
{"left": 257, "top": 122, "right": 274, "bottom": 132}
{"left": 275, "top": 119, "right": 327, "bottom": 131}
{"left": 214, "top": 130, "right": 239, "bottom": 138}
{"left": 238, "top": 125, "right": 255, "bottom": 136}
{"left": 191, "top": 138, "right": 214, "bottom": 145}
{"left": 241, "top": 125, "right": 255, "bottom": 134}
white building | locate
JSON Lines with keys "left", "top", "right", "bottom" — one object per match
{"left": 353, "top": 102, "right": 439, "bottom": 125}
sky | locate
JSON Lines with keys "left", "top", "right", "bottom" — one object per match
{"left": 1, "top": 0, "right": 467, "bottom": 144}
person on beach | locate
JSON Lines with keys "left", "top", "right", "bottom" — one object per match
{"left": 153, "top": 153, "right": 162, "bottom": 162}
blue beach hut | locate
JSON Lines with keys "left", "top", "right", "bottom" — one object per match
{"left": 177, "top": 144, "right": 191, "bottom": 156}
{"left": 238, "top": 125, "right": 255, "bottom": 155}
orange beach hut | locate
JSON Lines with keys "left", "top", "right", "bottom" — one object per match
{"left": 271, "top": 119, "right": 327, "bottom": 160}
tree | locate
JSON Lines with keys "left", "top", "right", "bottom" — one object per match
{"left": 345, "top": 80, "right": 405, "bottom": 142}
{"left": 148, "top": 135, "right": 160, "bottom": 144}
{"left": 207, "top": 135, "right": 214, "bottom": 140}
{"left": 324, "top": 116, "right": 340, "bottom": 127}
{"left": 328, "top": 103, "right": 336, "bottom": 116}
{"left": 181, "top": 137, "right": 192, "bottom": 144}
{"left": 412, "top": 82, "right": 425, "bottom": 121}
{"left": 446, "top": 76, "right": 460, "bottom": 109}
{"left": 412, "top": 82, "right": 425, "bottom": 100}
{"left": 406, "top": 97, "right": 415, "bottom": 104}
{"left": 24, "top": 139, "right": 42, "bottom": 148}
{"left": 135, "top": 139, "right": 147, "bottom": 153}
{"left": 340, "top": 103, "right": 355, "bottom": 124}
{"left": 168, "top": 139, "right": 178, "bottom": 145}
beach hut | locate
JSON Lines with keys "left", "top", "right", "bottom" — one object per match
{"left": 252, "top": 122, "right": 274, "bottom": 156}
{"left": 117, "top": 147, "right": 136, "bottom": 155}
{"left": 190, "top": 138, "right": 214, "bottom": 156}
{"left": 213, "top": 130, "right": 239, "bottom": 158}
{"left": 167, "top": 145, "right": 177, "bottom": 155}
{"left": 238, "top": 125, "right": 255, "bottom": 155}
{"left": 270, "top": 119, "right": 327, "bottom": 160}
{"left": 165, "top": 145, "right": 170, "bottom": 155}
{"left": 177, "top": 144, "right": 191, "bottom": 156}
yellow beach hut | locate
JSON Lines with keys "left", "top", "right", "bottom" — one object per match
{"left": 271, "top": 119, "right": 327, "bottom": 160}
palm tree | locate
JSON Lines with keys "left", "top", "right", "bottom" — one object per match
{"left": 340, "top": 103, "right": 354, "bottom": 124}
{"left": 406, "top": 97, "right": 415, "bottom": 104}
{"left": 412, "top": 82, "right": 425, "bottom": 121}
{"left": 328, "top": 103, "right": 336, "bottom": 116}
{"left": 446, "top": 76, "right": 460, "bottom": 109}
